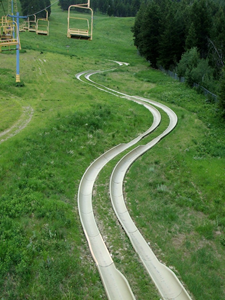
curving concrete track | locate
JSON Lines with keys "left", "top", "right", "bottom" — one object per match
{"left": 110, "top": 98, "right": 192, "bottom": 300}
{"left": 78, "top": 97, "right": 161, "bottom": 300}
{"left": 76, "top": 65, "right": 192, "bottom": 300}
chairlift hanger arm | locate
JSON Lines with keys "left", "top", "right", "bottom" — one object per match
{"left": 8, "top": 14, "right": 27, "bottom": 19}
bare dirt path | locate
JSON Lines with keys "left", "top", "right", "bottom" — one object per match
{"left": 0, "top": 105, "right": 33, "bottom": 144}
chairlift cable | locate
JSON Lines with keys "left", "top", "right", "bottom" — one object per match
{"left": 25, "top": 0, "right": 59, "bottom": 18}
{"left": 6, "top": 0, "right": 59, "bottom": 18}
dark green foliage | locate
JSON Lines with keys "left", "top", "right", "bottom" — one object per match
{"left": 209, "top": 6, "right": 225, "bottom": 74}
{"left": 219, "top": 68, "right": 225, "bottom": 115}
{"left": 158, "top": 2, "right": 185, "bottom": 69}
{"left": 19, "top": 0, "right": 51, "bottom": 18}
{"left": 189, "top": 0, "right": 212, "bottom": 58}
{"left": 133, "top": 0, "right": 188, "bottom": 68}
{"left": 59, "top": 0, "right": 87, "bottom": 11}
{"left": 15, "top": 81, "right": 25, "bottom": 87}
{"left": 185, "top": 23, "right": 198, "bottom": 50}
{"left": 133, "top": 0, "right": 221, "bottom": 67}
{"left": 133, "top": 0, "right": 225, "bottom": 112}
{"left": 177, "top": 47, "right": 214, "bottom": 88}
{"left": 176, "top": 47, "right": 200, "bottom": 78}
{"left": 133, "top": 1, "right": 161, "bottom": 68}
{"left": 132, "top": 2, "right": 145, "bottom": 48}
{"left": 59, "top": 0, "right": 141, "bottom": 17}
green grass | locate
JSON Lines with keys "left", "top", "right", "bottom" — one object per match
{"left": 91, "top": 69, "right": 225, "bottom": 299}
{"left": 0, "top": 97, "right": 22, "bottom": 132}
{"left": 0, "top": 3, "right": 225, "bottom": 300}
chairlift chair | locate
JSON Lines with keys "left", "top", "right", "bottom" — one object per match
{"left": 67, "top": 2, "right": 93, "bottom": 40}
{"left": 28, "top": 14, "right": 37, "bottom": 32}
{"left": 20, "top": 15, "right": 36, "bottom": 32}
{"left": 0, "top": 16, "right": 20, "bottom": 52}
{"left": 36, "top": 10, "right": 49, "bottom": 35}
{"left": 19, "top": 20, "right": 27, "bottom": 32}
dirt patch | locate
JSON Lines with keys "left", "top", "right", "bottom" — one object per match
{"left": 0, "top": 106, "right": 33, "bottom": 143}
{"left": 172, "top": 233, "right": 186, "bottom": 249}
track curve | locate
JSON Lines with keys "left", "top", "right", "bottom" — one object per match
{"left": 110, "top": 98, "right": 192, "bottom": 300}
{"left": 76, "top": 66, "right": 192, "bottom": 300}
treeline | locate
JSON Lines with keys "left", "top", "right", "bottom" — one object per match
{"left": 58, "top": 0, "right": 86, "bottom": 11}
{"left": 59, "top": 0, "right": 141, "bottom": 17}
{"left": 133, "top": 0, "right": 225, "bottom": 114}
{"left": 92, "top": 0, "right": 141, "bottom": 16}
{"left": 19, "top": 0, "right": 51, "bottom": 18}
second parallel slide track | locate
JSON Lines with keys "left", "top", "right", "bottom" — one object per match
{"left": 76, "top": 63, "right": 192, "bottom": 300}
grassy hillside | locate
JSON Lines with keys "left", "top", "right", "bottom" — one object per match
{"left": 0, "top": 0, "right": 21, "bottom": 15}
{"left": 0, "top": 3, "right": 225, "bottom": 300}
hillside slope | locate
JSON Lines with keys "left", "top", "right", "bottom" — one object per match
{"left": 0, "top": 4, "right": 225, "bottom": 300}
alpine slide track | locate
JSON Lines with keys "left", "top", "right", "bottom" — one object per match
{"left": 76, "top": 62, "right": 193, "bottom": 300}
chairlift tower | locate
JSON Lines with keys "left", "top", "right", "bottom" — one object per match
{"left": 8, "top": 0, "right": 17, "bottom": 16}
{"left": 0, "top": 0, "right": 20, "bottom": 52}
{"left": 0, "top": 0, "right": 21, "bottom": 82}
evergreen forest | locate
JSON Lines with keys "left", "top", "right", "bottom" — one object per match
{"left": 132, "top": 0, "right": 225, "bottom": 115}
{"left": 19, "top": 0, "right": 51, "bottom": 18}
{"left": 59, "top": 0, "right": 142, "bottom": 17}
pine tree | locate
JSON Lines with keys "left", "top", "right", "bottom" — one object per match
{"left": 20, "top": 0, "right": 51, "bottom": 18}
{"left": 185, "top": 22, "right": 198, "bottom": 50}
{"left": 158, "top": 2, "right": 185, "bottom": 69}
{"left": 219, "top": 68, "right": 225, "bottom": 116}
{"left": 190, "top": 0, "right": 212, "bottom": 58}
{"left": 107, "top": 0, "right": 114, "bottom": 16}
{"left": 211, "top": 7, "right": 225, "bottom": 70}
{"left": 131, "top": 0, "right": 140, "bottom": 16}
{"left": 132, "top": 1, "right": 145, "bottom": 48}
{"left": 138, "top": 1, "right": 161, "bottom": 68}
